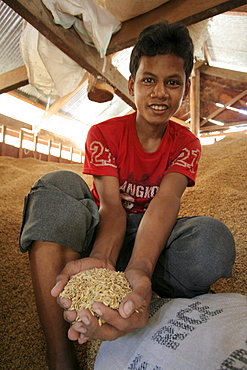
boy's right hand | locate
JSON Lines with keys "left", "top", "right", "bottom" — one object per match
{"left": 51, "top": 256, "right": 116, "bottom": 315}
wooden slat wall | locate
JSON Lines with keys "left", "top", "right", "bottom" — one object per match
{"left": 0, "top": 125, "right": 84, "bottom": 164}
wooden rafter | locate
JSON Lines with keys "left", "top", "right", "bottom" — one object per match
{"left": 200, "top": 65, "right": 247, "bottom": 83}
{"left": 107, "top": 0, "right": 247, "bottom": 54}
{"left": 170, "top": 116, "right": 189, "bottom": 127}
{"left": 0, "top": 66, "right": 28, "bottom": 94}
{"left": 200, "top": 121, "right": 247, "bottom": 133}
{"left": 200, "top": 89, "right": 247, "bottom": 126}
{"left": 40, "top": 73, "right": 89, "bottom": 123}
{"left": 7, "top": 90, "right": 87, "bottom": 130}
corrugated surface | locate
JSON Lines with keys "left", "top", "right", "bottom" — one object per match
{"left": 0, "top": 1, "right": 24, "bottom": 74}
{"left": 207, "top": 14, "right": 247, "bottom": 73}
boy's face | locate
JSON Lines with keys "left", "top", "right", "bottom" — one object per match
{"left": 128, "top": 54, "right": 190, "bottom": 129}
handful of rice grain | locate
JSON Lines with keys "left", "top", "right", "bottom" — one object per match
{"left": 59, "top": 268, "right": 132, "bottom": 325}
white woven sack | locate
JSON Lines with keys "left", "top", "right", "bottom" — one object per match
{"left": 42, "top": 0, "right": 121, "bottom": 58}
{"left": 95, "top": 293, "right": 247, "bottom": 370}
{"left": 37, "top": 33, "right": 85, "bottom": 98}
{"left": 20, "top": 22, "right": 58, "bottom": 98}
{"left": 20, "top": 22, "right": 85, "bottom": 98}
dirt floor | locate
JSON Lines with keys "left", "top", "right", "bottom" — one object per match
{"left": 0, "top": 132, "right": 246, "bottom": 369}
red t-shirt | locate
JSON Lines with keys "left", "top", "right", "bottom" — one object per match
{"left": 83, "top": 112, "right": 201, "bottom": 214}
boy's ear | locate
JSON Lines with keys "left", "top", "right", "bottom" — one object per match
{"left": 128, "top": 75, "right": 135, "bottom": 96}
{"left": 183, "top": 80, "right": 191, "bottom": 101}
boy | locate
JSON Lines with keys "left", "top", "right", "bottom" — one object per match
{"left": 20, "top": 21, "right": 235, "bottom": 369}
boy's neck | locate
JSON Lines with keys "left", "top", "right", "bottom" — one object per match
{"left": 135, "top": 118, "right": 168, "bottom": 152}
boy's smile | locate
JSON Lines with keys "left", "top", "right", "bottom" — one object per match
{"left": 128, "top": 54, "right": 190, "bottom": 138}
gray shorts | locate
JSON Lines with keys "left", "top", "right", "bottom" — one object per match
{"left": 19, "top": 170, "right": 99, "bottom": 255}
{"left": 20, "top": 170, "right": 236, "bottom": 298}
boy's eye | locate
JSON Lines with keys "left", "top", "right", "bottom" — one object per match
{"left": 143, "top": 77, "right": 155, "bottom": 83}
{"left": 167, "top": 80, "right": 180, "bottom": 86}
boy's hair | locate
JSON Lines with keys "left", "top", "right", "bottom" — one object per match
{"left": 129, "top": 20, "right": 194, "bottom": 81}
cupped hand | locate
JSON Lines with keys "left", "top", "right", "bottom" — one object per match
{"left": 51, "top": 256, "right": 115, "bottom": 315}
{"left": 67, "top": 268, "right": 152, "bottom": 343}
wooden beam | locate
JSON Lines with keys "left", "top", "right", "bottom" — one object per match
{"left": 228, "top": 5, "right": 247, "bottom": 13}
{"left": 200, "top": 89, "right": 247, "bottom": 126}
{"left": 0, "top": 113, "right": 31, "bottom": 131}
{"left": 0, "top": 66, "right": 28, "bottom": 94}
{"left": 200, "top": 121, "right": 247, "bottom": 133}
{"left": 7, "top": 91, "right": 86, "bottom": 128}
{"left": 200, "top": 65, "right": 247, "bottom": 83}
{"left": 171, "top": 116, "right": 189, "bottom": 127}
{"left": 2, "top": 0, "right": 135, "bottom": 109}
{"left": 0, "top": 113, "right": 82, "bottom": 149}
{"left": 194, "top": 61, "right": 206, "bottom": 70}
{"left": 200, "top": 126, "right": 247, "bottom": 136}
{"left": 8, "top": 90, "right": 48, "bottom": 111}
{"left": 107, "top": 0, "right": 247, "bottom": 54}
{"left": 40, "top": 73, "right": 88, "bottom": 122}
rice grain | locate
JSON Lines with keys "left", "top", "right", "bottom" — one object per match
{"left": 59, "top": 268, "right": 132, "bottom": 324}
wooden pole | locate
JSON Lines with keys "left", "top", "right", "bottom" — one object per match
{"left": 47, "top": 139, "right": 51, "bottom": 162}
{"left": 18, "top": 130, "right": 23, "bottom": 158}
{"left": 33, "top": 134, "right": 38, "bottom": 159}
{"left": 1, "top": 125, "right": 6, "bottom": 156}
{"left": 69, "top": 146, "right": 73, "bottom": 163}
{"left": 58, "top": 143, "right": 62, "bottom": 163}
{"left": 190, "top": 66, "right": 200, "bottom": 137}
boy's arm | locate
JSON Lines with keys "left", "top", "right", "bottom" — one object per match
{"left": 125, "top": 171, "right": 188, "bottom": 279}
{"left": 89, "top": 175, "right": 127, "bottom": 266}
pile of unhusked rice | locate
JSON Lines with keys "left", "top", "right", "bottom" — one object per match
{"left": 59, "top": 268, "right": 132, "bottom": 324}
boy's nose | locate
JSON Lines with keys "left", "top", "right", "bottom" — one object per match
{"left": 151, "top": 83, "right": 169, "bottom": 98}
